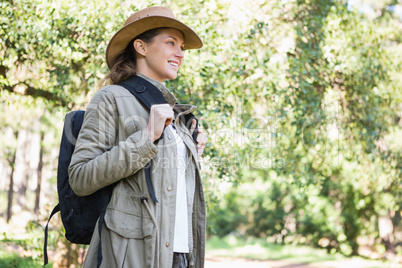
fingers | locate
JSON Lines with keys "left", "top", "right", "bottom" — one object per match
{"left": 151, "top": 104, "right": 174, "bottom": 126}
{"left": 195, "top": 127, "right": 208, "bottom": 159}
{"left": 147, "top": 104, "right": 174, "bottom": 142}
{"left": 190, "top": 119, "right": 197, "bottom": 135}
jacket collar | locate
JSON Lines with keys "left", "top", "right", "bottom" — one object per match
{"left": 136, "top": 72, "right": 177, "bottom": 106}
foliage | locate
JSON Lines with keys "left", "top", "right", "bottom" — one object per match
{"left": 206, "top": 189, "right": 249, "bottom": 237}
{"left": 0, "top": 220, "right": 58, "bottom": 267}
{"left": 1, "top": 0, "right": 120, "bottom": 108}
{"left": 0, "top": 251, "right": 43, "bottom": 268}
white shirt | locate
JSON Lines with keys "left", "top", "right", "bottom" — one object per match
{"left": 169, "top": 124, "right": 189, "bottom": 253}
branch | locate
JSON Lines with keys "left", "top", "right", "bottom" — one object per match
{"left": 2, "top": 82, "right": 68, "bottom": 107}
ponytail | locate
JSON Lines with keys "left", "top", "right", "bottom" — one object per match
{"left": 101, "top": 28, "right": 164, "bottom": 86}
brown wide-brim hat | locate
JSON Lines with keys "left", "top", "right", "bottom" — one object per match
{"left": 106, "top": 6, "right": 203, "bottom": 69}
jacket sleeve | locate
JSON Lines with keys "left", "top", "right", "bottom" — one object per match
{"left": 68, "top": 87, "right": 158, "bottom": 196}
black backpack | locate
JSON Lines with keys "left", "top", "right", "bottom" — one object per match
{"left": 43, "top": 75, "right": 198, "bottom": 266}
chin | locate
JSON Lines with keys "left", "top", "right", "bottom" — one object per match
{"left": 166, "top": 73, "right": 178, "bottom": 80}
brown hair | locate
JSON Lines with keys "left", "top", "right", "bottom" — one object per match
{"left": 101, "top": 28, "right": 164, "bottom": 85}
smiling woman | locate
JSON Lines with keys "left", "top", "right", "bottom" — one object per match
{"left": 67, "top": 6, "right": 208, "bottom": 268}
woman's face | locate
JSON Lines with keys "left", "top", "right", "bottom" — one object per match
{"left": 135, "top": 28, "right": 185, "bottom": 82}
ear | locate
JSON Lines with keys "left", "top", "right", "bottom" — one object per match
{"left": 133, "top": 39, "right": 147, "bottom": 56}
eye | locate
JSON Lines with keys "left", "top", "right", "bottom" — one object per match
{"left": 168, "top": 41, "right": 175, "bottom": 46}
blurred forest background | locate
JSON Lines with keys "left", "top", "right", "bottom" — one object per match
{"left": 0, "top": 0, "right": 401, "bottom": 266}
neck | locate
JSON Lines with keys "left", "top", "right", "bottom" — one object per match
{"left": 136, "top": 72, "right": 163, "bottom": 87}
{"left": 136, "top": 59, "right": 164, "bottom": 82}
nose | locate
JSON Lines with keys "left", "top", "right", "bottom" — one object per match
{"left": 176, "top": 47, "right": 184, "bottom": 59}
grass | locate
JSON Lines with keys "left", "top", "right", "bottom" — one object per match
{"left": 206, "top": 235, "right": 402, "bottom": 268}
{"left": 206, "top": 235, "right": 341, "bottom": 262}
{"left": 0, "top": 233, "right": 50, "bottom": 268}
{"left": 0, "top": 249, "right": 43, "bottom": 268}
{"left": 0, "top": 213, "right": 58, "bottom": 268}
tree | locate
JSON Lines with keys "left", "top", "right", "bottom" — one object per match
{"left": 4, "top": 130, "right": 18, "bottom": 223}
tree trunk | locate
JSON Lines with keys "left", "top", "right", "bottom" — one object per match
{"left": 6, "top": 161, "right": 15, "bottom": 223}
{"left": 379, "top": 212, "right": 396, "bottom": 260}
{"left": 14, "top": 129, "right": 29, "bottom": 210}
{"left": 34, "top": 132, "right": 45, "bottom": 218}
{"left": 53, "top": 239, "right": 81, "bottom": 268}
{"left": 6, "top": 132, "right": 18, "bottom": 223}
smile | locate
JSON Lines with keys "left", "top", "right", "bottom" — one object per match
{"left": 168, "top": 61, "right": 179, "bottom": 68}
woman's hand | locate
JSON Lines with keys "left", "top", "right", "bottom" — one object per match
{"left": 146, "top": 104, "right": 174, "bottom": 142}
{"left": 190, "top": 119, "right": 207, "bottom": 159}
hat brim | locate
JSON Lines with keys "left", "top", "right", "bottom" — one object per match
{"left": 106, "top": 16, "right": 203, "bottom": 69}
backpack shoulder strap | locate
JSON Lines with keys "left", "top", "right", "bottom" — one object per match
{"left": 120, "top": 75, "right": 166, "bottom": 109}
{"left": 119, "top": 76, "right": 166, "bottom": 203}
{"left": 44, "top": 204, "right": 60, "bottom": 265}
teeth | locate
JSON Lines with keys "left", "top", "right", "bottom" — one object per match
{"left": 169, "top": 61, "right": 178, "bottom": 67}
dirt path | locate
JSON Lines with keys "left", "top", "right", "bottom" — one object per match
{"left": 205, "top": 255, "right": 402, "bottom": 268}
{"left": 205, "top": 256, "right": 317, "bottom": 268}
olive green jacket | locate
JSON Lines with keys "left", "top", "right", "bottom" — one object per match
{"left": 68, "top": 75, "right": 206, "bottom": 268}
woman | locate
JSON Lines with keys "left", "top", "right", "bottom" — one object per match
{"left": 68, "top": 6, "right": 207, "bottom": 268}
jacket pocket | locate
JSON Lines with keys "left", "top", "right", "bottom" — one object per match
{"left": 104, "top": 190, "right": 154, "bottom": 239}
